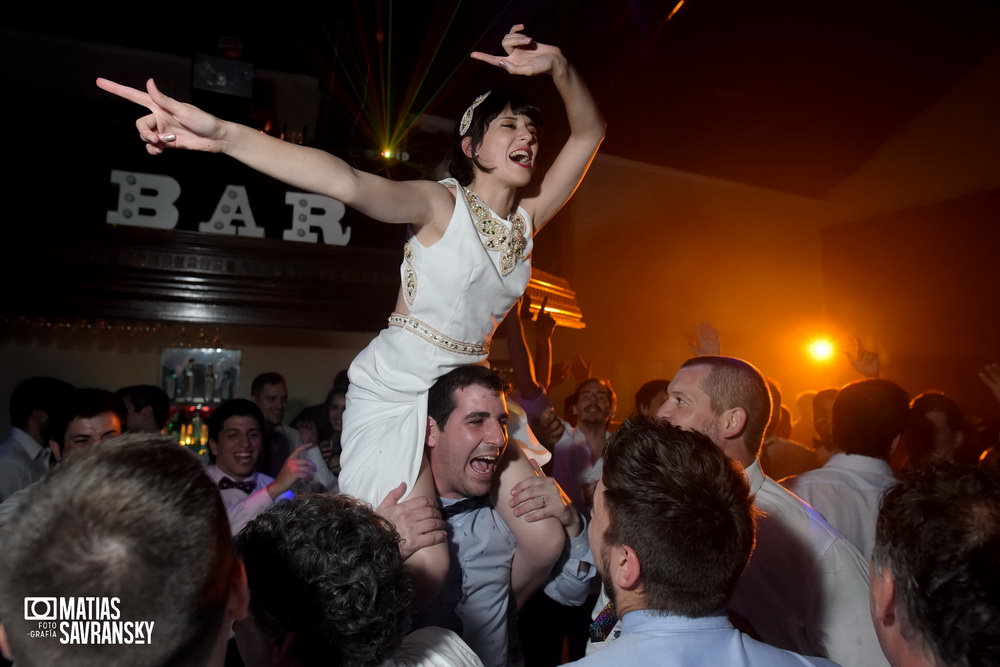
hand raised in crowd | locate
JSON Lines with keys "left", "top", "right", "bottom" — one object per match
{"left": 846, "top": 336, "right": 880, "bottom": 378}
{"left": 471, "top": 24, "right": 567, "bottom": 78}
{"left": 267, "top": 443, "right": 317, "bottom": 499}
{"left": 690, "top": 321, "right": 721, "bottom": 355}
{"left": 978, "top": 362, "right": 1000, "bottom": 404}
{"left": 571, "top": 354, "right": 592, "bottom": 384}
{"left": 530, "top": 405, "right": 566, "bottom": 450}
{"left": 535, "top": 295, "right": 558, "bottom": 341}
{"left": 509, "top": 460, "right": 581, "bottom": 537}
{"left": 549, "top": 361, "right": 572, "bottom": 388}
{"left": 377, "top": 482, "right": 448, "bottom": 560}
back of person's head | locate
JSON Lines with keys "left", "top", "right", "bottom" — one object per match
{"left": 236, "top": 494, "right": 410, "bottom": 667}
{"left": 115, "top": 384, "right": 171, "bottom": 430}
{"left": 0, "top": 433, "right": 240, "bottom": 667}
{"left": 795, "top": 390, "right": 817, "bottom": 421}
{"left": 910, "top": 390, "right": 966, "bottom": 444}
{"left": 599, "top": 416, "right": 755, "bottom": 615}
{"left": 250, "top": 372, "right": 286, "bottom": 397}
{"left": 909, "top": 391, "right": 964, "bottom": 428}
{"left": 448, "top": 89, "right": 543, "bottom": 186}
{"left": 832, "top": 378, "right": 909, "bottom": 459}
{"left": 428, "top": 365, "right": 507, "bottom": 429}
{"left": 873, "top": 461, "right": 1000, "bottom": 667}
{"left": 895, "top": 391, "right": 967, "bottom": 473}
{"left": 47, "top": 388, "right": 126, "bottom": 454}
{"left": 208, "top": 398, "right": 265, "bottom": 445}
{"left": 634, "top": 379, "right": 669, "bottom": 416}
{"left": 8, "top": 376, "right": 74, "bottom": 431}
{"left": 812, "top": 388, "right": 839, "bottom": 439}
{"left": 331, "top": 369, "right": 350, "bottom": 393}
{"left": 680, "top": 356, "right": 772, "bottom": 457}
{"left": 777, "top": 405, "right": 792, "bottom": 439}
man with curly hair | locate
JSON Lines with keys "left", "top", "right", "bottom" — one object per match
{"left": 870, "top": 461, "right": 1000, "bottom": 667}
{"left": 234, "top": 493, "right": 482, "bottom": 667}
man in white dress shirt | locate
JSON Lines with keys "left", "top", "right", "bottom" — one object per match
{"left": 656, "top": 355, "right": 888, "bottom": 667}
{"left": 784, "top": 378, "right": 908, "bottom": 560}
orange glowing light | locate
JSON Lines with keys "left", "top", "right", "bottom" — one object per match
{"left": 807, "top": 338, "right": 835, "bottom": 362}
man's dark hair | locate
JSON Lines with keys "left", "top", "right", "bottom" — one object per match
{"left": 873, "top": 461, "right": 1000, "bottom": 667}
{"left": 0, "top": 433, "right": 238, "bottom": 667}
{"left": 427, "top": 365, "right": 507, "bottom": 429}
{"left": 208, "top": 398, "right": 265, "bottom": 445}
{"left": 909, "top": 390, "right": 966, "bottom": 432}
{"left": 8, "top": 376, "right": 74, "bottom": 431}
{"left": 680, "top": 356, "right": 772, "bottom": 457}
{"left": 832, "top": 378, "right": 909, "bottom": 459}
{"left": 251, "top": 372, "right": 286, "bottom": 397}
{"left": 634, "top": 379, "right": 669, "bottom": 414}
{"left": 236, "top": 494, "right": 410, "bottom": 666}
{"left": 115, "top": 384, "right": 171, "bottom": 429}
{"left": 448, "top": 90, "right": 543, "bottom": 186}
{"left": 599, "top": 417, "right": 755, "bottom": 616}
{"left": 48, "top": 388, "right": 127, "bottom": 454}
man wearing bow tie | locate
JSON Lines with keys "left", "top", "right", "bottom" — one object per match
{"left": 205, "top": 398, "right": 316, "bottom": 535}
{"left": 411, "top": 365, "right": 593, "bottom": 667}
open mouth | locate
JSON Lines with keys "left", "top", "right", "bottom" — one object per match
{"left": 233, "top": 451, "right": 254, "bottom": 465}
{"left": 509, "top": 149, "right": 532, "bottom": 167}
{"left": 470, "top": 454, "right": 498, "bottom": 476}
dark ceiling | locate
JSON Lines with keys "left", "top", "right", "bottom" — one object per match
{"left": 5, "top": 0, "right": 999, "bottom": 198}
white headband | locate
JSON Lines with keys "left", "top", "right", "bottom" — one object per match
{"left": 459, "top": 91, "right": 491, "bottom": 136}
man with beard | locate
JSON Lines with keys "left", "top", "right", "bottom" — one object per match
{"left": 654, "top": 356, "right": 886, "bottom": 667}
{"left": 550, "top": 378, "right": 616, "bottom": 512}
{"left": 570, "top": 417, "right": 833, "bottom": 666}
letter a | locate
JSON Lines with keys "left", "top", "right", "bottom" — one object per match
{"left": 199, "top": 186, "right": 265, "bottom": 237}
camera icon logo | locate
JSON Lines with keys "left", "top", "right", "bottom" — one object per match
{"left": 24, "top": 597, "right": 57, "bottom": 621}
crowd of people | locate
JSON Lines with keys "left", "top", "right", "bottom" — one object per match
{"left": 0, "top": 22, "right": 998, "bottom": 667}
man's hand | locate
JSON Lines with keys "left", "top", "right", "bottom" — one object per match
{"left": 535, "top": 296, "right": 558, "bottom": 340}
{"left": 267, "top": 443, "right": 316, "bottom": 499}
{"left": 845, "top": 336, "right": 880, "bottom": 378}
{"left": 571, "top": 354, "right": 592, "bottom": 384}
{"left": 509, "top": 461, "right": 581, "bottom": 537}
{"left": 979, "top": 362, "right": 1000, "bottom": 403}
{"left": 376, "top": 482, "right": 447, "bottom": 560}
{"left": 530, "top": 406, "right": 565, "bottom": 449}
{"left": 690, "top": 321, "right": 721, "bottom": 355}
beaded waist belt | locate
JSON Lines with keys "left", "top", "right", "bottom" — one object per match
{"left": 388, "top": 313, "right": 489, "bottom": 356}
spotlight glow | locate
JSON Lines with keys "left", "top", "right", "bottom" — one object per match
{"left": 807, "top": 338, "right": 835, "bottom": 362}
